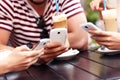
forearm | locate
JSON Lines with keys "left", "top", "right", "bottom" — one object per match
{"left": 0, "top": 44, "right": 14, "bottom": 50}
{"left": 68, "top": 29, "right": 88, "bottom": 50}
{"left": 0, "top": 60, "right": 10, "bottom": 75}
{"left": 0, "top": 29, "right": 14, "bottom": 50}
{"left": 67, "top": 12, "right": 88, "bottom": 50}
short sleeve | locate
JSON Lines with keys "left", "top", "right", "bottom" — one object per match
{"left": 0, "top": 0, "right": 13, "bottom": 32}
{"left": 61, "top": 0, "right": 84, "bottom": 18}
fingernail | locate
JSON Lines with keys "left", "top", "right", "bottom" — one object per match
{"left": 41, "top": 52, "right": 44, "bottom": 55}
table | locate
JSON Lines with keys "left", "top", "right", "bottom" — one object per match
{"left": 0, "top": 50, "right": 120, "bottom": 80}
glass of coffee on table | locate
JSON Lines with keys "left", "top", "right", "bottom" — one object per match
{"left": 102, "top": 9, "right": 117, "bottom": 32}
{"left": 98, "top": 9, "right": 118, "bottom": 52}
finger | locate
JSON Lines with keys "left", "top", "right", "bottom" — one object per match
{"left": 91, "top": 35, "right": 110, "bottom": 42}
{"left": 44, "top": 42, "right": 62, "bottom": 49}
{"left": 41, "top": 47, "right": 67, "bottom": 60}
{"left": 21, "top": 48, "right": 44, "bottom": 58}
{"left": 89, "top": 30, "right": 110, "bottom": 37}
{"left": 97, "top": 41, "right": 108, "bottom": 45}
{"left": 97, "top": 7, "right": 104, "bottom": 11}
{"left": 90, "top": 0, "right": 102, "bottom": 11}
{"left": 29, "top": 58, "right": 38, "bottom": 65}
{"left": 97, "top": 42, "right": 114, "bottom": 50}
{"left": 88, "top": 30, "right": 101, "bottom": 35}
{"left": 95, "top": 1, "right": 100, "bottom": 10}
{"left": 90, "top": 1, "right": 97, "bottom": 11}
{"left": 39, "top": 47, "right": 68, "bottom": 63}
{"left": 44, "top": 44, "right": 67, "bottom": 54}
{"left": 22, "top": 56, "right": 39, "bottom": 66}
{"left": 14, "top": 45, "right": 30, "bottom": 52}
{"left": 17, "top": 59, "right": 37, "bottom": 70}
{"left": 43, "top": 48, "right": 67, "bottom": 59}
{"left": 12, "top": 45, "right": 30, "bottom": 55}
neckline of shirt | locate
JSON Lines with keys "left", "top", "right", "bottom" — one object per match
{"left": 25, "top": 0, "right": 47, "bottom": 17}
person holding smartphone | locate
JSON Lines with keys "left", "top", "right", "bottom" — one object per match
{"left": 0, "top": 0, "right": 87, "bottom": 70}
{"left": 89, "top": 0, "right": 120, "bottom": 50}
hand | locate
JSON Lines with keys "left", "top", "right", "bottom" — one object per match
{"left": 39, "top": 42, "right": 68, "bottom": 63}
{"left": 4, "top": 45, "right": 44, "bottom": 72}
{"left": 89, "top": 30, "right": 120, "bottom": 50}
{"left": 90, "top": 0, "right": 115, "bottom": 11}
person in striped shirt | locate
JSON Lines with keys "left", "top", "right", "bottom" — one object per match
{"left": 0, "top": 0, "right": 88, "bottom": 66}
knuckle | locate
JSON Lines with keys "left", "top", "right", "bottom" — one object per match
{"left": 106, "top": 37, "right": 111, "bottom": 42}
{"left": 25, "top": 66, "right": 29, "bottom": 69}
{"left": 27, "top": 58, "right": 32, "bottom": 63}
{"left": 107, "top": 46, "right": 112, "bottom": 50}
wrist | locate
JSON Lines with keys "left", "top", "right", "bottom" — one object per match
{"left": 0, "top": 50, "right": 12, "bottom": 74}
{"left": 0, "top": 60, "right": 10, "bottom": 75}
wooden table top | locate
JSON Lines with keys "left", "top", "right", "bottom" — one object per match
{"left": 1, "top": 50, "right": 120, "bottom": 80}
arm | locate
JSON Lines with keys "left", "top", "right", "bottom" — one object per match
{"left": 61, "top": 0, "right": 88, "bottom": 50}
{"left": 89, "top": 30, "right": 120, "bottom": 50}
{"left": 0, "top": 1, "right": 14, "bottom": 50}
{"left": 67, "top": 12, "right": 88, "bottom": 50}
{"left": 0, "top": 29, "right": 14, "bottom": 50}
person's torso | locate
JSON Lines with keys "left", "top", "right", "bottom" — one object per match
{"left": 9, "top": 0, "right": 58, "bottom": 47}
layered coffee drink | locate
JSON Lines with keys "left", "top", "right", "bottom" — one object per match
{"left": 52, "top": 13, "right": 67, "bottom": 28}
{"left": 102, "top": 9, "right": 117, "bottom": 32}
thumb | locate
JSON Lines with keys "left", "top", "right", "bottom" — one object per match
{"left": 14, "top": 45, "right": 30, "bottom": 52}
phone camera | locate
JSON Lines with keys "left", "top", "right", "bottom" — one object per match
{"left": 85, "top": 26, "right": 88, "bottom": 28}
{"left": 43, "top": 42, "right": 46, "bottom": 45}
{"left": 57, "top": 32, "right": 60, "bottom": 34}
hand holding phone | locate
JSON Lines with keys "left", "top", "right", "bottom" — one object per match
{"left": 33, "top": 39, "right": 50, "bottom": 50}
{"left": 81, "top": 22, "right": 102, "bottom": 35}
{"left": 50, "top": 28, "right": 67, "bottom": 45}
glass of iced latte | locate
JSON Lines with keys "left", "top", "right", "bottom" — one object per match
{"left": 102, "top": 9, "right": 117, "bottom": 32}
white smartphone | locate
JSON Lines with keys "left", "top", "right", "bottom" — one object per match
{"left": 50, "top": 28, "right": 67, "bottom": 45}
{"left": 33, "top": 38, "right": 50, "bottom": 50}
{"left": 81, "top": 22, "right": 101, "bottom": 35}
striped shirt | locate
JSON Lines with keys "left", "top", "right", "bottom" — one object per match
{"left": 0, "top": 0, "right": 84, "bottom": 47}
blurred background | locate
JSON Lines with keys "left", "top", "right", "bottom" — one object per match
{"left": 80, "top": 0, "right": 116, "bottom": 24}
{"left": 81, "top": 0, "right": 99, "bottom": 24}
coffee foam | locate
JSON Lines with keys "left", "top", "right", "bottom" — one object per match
{"left": 52, "top": 13, "right": 67, "bottom": 22}
{"left": 102, "top": 9, "right": 117, "bottom": 19}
